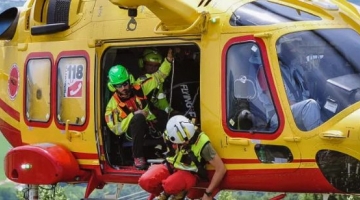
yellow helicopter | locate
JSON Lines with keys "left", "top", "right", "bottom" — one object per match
{"left": 1, "top": 0, "right": 360, "bottom": 199}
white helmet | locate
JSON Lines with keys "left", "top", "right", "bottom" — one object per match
{"left": 166, "top": 115, "right": 195, "bottom": 144}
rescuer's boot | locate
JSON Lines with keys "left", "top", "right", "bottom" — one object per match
{"left": 172, "top": 191, "right": 187, "bottom": 200}
{"left": 155, "top": 192, "right": 170, "bottom": 200}
{"left": 134, "top": 157, "right": 148, "bottom": 170}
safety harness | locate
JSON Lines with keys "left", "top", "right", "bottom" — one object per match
{"left": 112, "top": 84, "right": 148, "bottom": 118}
{"left": 165, "top": 131, "right": 210, "bottom": 181}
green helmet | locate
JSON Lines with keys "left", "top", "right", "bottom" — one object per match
{"left": 139, "top": 49, "right": 163, "bottom": 68}
{"left": 108, "top": 65, "right": 129, "bottom": 85}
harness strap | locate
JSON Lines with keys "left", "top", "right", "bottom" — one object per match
{"left": 133, "top": 84, "right": 148, "bottom": 109}
{"left": 164, "top": 159, "right": 174, "bottom": 174}
{"left": 187, "top": 132, "right": 209, "bottom": 181}
{"left": 113, "top": 94, "right": 132, "bottom": 117}
{"left": 112, "top": 85, "right": 148, "bottom": 118}
{"left": 188, "top": 150, "right": 209, "bottom": 181}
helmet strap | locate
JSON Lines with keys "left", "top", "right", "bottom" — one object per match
{"left": 188, "top": 130, "right": 200, "bottom": 145}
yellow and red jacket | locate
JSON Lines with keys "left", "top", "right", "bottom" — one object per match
{"left": 104, "top": 84, "right": 156, "bottom": 135}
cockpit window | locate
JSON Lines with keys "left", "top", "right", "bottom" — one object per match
{"left": 276, "top": 29, "right": 360, "bottom": 130}
{"left": 230, "top": 1, "right": 321, "bottom": 26}
{"left": 226, "top": 42, "right": 278, "bottom": 133}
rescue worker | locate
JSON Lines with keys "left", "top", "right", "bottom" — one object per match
{"left": 136, "top": 48, "right": 176, "bottom": 149}
{"left": 138, "top": 48, "right": 175, "bottom": 116}
{"left": 138, "top": 115, "right": 226, "bottom": 200}
{"left": 104, "top": 65, "right": 165, "bottom": 170}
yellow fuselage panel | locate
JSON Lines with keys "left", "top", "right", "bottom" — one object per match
{"left": 2, "top": 0, "right": 360, "bottom": 181}
{"left": 13, "top": 40, "right": 98, "bottom": 154}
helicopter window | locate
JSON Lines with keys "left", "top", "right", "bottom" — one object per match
{"left": 276, "top": 40, "right": 320, "bottom": 131}
{"left": 276, "top": 29, "right": 360, "bottom": 127}
{"left": 230, "top": 1, "right": 320, "bottom": 26}
{"left": 226, "top": 42, "right": 278, "bottom": 133}
{"left": 255, "top": 144, "right": 293, "bottom": 163}
{"left": 25, "top": 58, "right": 51, "bottom": 122}
{"left": 56, "top": 56, "right": 87, "bottom": 125}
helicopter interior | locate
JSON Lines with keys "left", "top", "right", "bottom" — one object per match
{"left": 100, "top": 44, "right": 201, "bottom": 168}
{"left": 276, "top": 29, "right": 360, "bottom": 124}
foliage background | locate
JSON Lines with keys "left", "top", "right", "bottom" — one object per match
{"left": 0, "top": 134, "right": 11, "bottom": 181}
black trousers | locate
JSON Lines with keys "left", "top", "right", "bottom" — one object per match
{"left": 128, "top": 110, "right": 168, "bottom": 158}
{"left": 150, "top": 109, "right": 168, "bottom": 135}
{"left": 128, "top": 114, "right": 148, "bottom": 158}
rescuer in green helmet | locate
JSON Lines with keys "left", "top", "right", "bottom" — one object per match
{"left": 137, "top": 48, "right": 178, "bottom": 116}
{"left": 105, "top": 64, "right": 155, "bottom": 169}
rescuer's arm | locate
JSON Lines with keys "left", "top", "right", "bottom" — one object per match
{"left": 152, "top": 85, "right": 172, "bottom": 113}
{"left": 136, "top": 76, "right": 173, "bottom": 114}
{"left": 201, "top": 143, "right": 227, "bottom": 200}
{"left": 152, "top": 48, "right": 174, "bottom": 83}
{"left": 156, "top": 97, "right": 172, "bottom": 113}
{"left": 104, "top": 97, "right": 134, "bottom": 135}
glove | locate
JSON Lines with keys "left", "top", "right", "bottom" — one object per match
{"left": 112, "top": 123, "right": 123, "bottom": 135}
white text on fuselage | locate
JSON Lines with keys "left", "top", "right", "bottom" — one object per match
{"left": 180, "top": 85, "right": 196, "bottom": 118}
